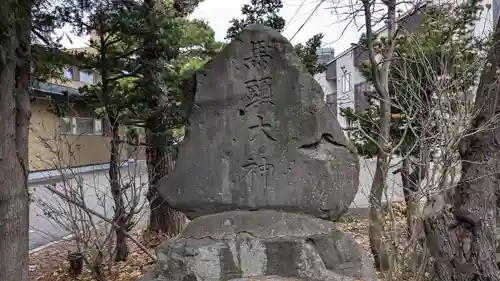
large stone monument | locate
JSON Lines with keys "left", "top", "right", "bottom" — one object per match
{"left": 141, "top": 24, "right": 375, "bottom": 281}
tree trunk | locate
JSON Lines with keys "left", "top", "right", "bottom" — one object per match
{"left": 146, "top": 124, "right": 187, "bottom": 235}
{"left": 423, "top": 18, "right": 500, "bottom": 281}
{"left": 142, "top": 0, "right": 187, "bottom": 236}
{"left": 109, "top": 122, "right": 128, "bottom": 261}
{"left": 401, "top": 157, "right": 424, "bottom": 237}
{"left": 401, "top": 156, "right": 429, "bottom": 275}
{"left": 368, "top": 151, "right": 392, "bottom": 271}
{"left": 367, "top": 43, "right": 394, "bottom": 273}
{"left": 0, "top": 1, "right": 32, "bottom": 281}
{"left": 361, "top": 0, "right": 397, "bottom": 272}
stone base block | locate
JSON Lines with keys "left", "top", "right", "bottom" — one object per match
{"left": 141, "top": 210, "right": 376, "bottom": 281}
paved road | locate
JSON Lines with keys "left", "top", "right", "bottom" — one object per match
{"left": 350, "top": 158, "right": 405, "bottom": 208}
{"left": 29, "top": 162, "right": 149, "bottom": 250}
{"left": 29, "top": 158, "right": 405, "bottom": 251}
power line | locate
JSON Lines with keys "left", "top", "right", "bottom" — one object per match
{"left": 283, "top": 0, "right": 308, "bottom": 31}
{"left": 290, "top": 0, "right": 325, "bottom": 41}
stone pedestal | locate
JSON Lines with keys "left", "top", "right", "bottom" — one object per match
{"left": 144, "top": 211, "right": 375, "bottom": 281}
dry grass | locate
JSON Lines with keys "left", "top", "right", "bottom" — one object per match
{"left": 337, "top": 202, "right": 408, "bottom": 258}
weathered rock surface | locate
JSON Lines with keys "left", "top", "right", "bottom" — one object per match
{"left": 141, "top": 211, "right": 376, "bottom": 281}
{"left": 228, "top": 276, "right": 303, "bottom": 281}
{"left": 158, "top": 24, "right": 359, "bottom": 221}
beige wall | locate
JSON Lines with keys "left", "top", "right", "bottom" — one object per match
{"left": 29, "top": 45, "right": 146, "bottom": 171}
{"left": 29, "top": 99, "right": 145, "bottom": 172}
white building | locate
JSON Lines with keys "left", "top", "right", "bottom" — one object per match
{"left": 315, "top": 0, "right": 496, "bottom": 134}
{"left": 314, "top": 0, "right": 497, "bottom": 207}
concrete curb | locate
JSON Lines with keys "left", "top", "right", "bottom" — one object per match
{"left": 344, "top": 207, "right": 371, "bottom": 218}
{"left": 29, "top": 233, "right": 74, "bottom": 254}
{"left": 28, "top": 159, "right": 147, "bottom": 185}
{"left": 29, "top": 209, "right": 149, "bottom": 255}
{"left": 346, "top": 199, "right": 428, "bottom": 219}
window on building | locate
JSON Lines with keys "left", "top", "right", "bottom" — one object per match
{"left": 325, "top": 93, "right": 337, "bottom": 116}
{"left": 342, "top": 73, "right": 351, "bottom": 93}
{"left": 354, "top": 82, "right": 373, "bottom": 114}
{"left": 346, "top": 119, "right": 354, "bottom": 139}
{"left": 60, "top": 117, "right": 73, "bottom": 134}
{"left": 60, "top": 117, "right": 103, "bottom": 135}
{"left": 63, "top": 67, "right": 73, "bottom": 79}
{"left": 79, "top": 70, "right": 94, "bottom": 84}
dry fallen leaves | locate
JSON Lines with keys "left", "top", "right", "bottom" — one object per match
{"left": 29, "top": 231, "right": 156, "bottom": 281}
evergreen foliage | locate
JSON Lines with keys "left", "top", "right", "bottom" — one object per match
{"left": 226, "top": 0, "right": 327, "bottom": 75}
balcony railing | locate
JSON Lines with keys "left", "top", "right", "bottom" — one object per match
{"left": 30, "top": 81, "right": 80, "bottom": 96}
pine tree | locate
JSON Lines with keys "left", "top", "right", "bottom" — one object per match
{"left": 226, "top": 0, "right": 326, "bottom": 75}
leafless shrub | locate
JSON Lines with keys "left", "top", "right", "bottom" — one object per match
{"left": 327, "top": 0, "right": 497, "bottom": 278}
{"left": 29, "top": 117, "right": 151, "bottom": 279}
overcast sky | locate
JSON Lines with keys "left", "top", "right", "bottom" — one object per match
{"left": 62, "top": 0, "right": 365, "bottom": 57}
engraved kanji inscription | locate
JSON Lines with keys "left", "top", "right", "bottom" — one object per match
{"left": 241, "top": 157, "right": 275, "bottom": 189}
{"left": 249, "top": 115, "right": 276, "bottom": 142}
{"left": 243, "top": 40, "right": 272, "bottom": 69}
{"left": 244, "top": 77, "right": 274, "bottom": 107}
